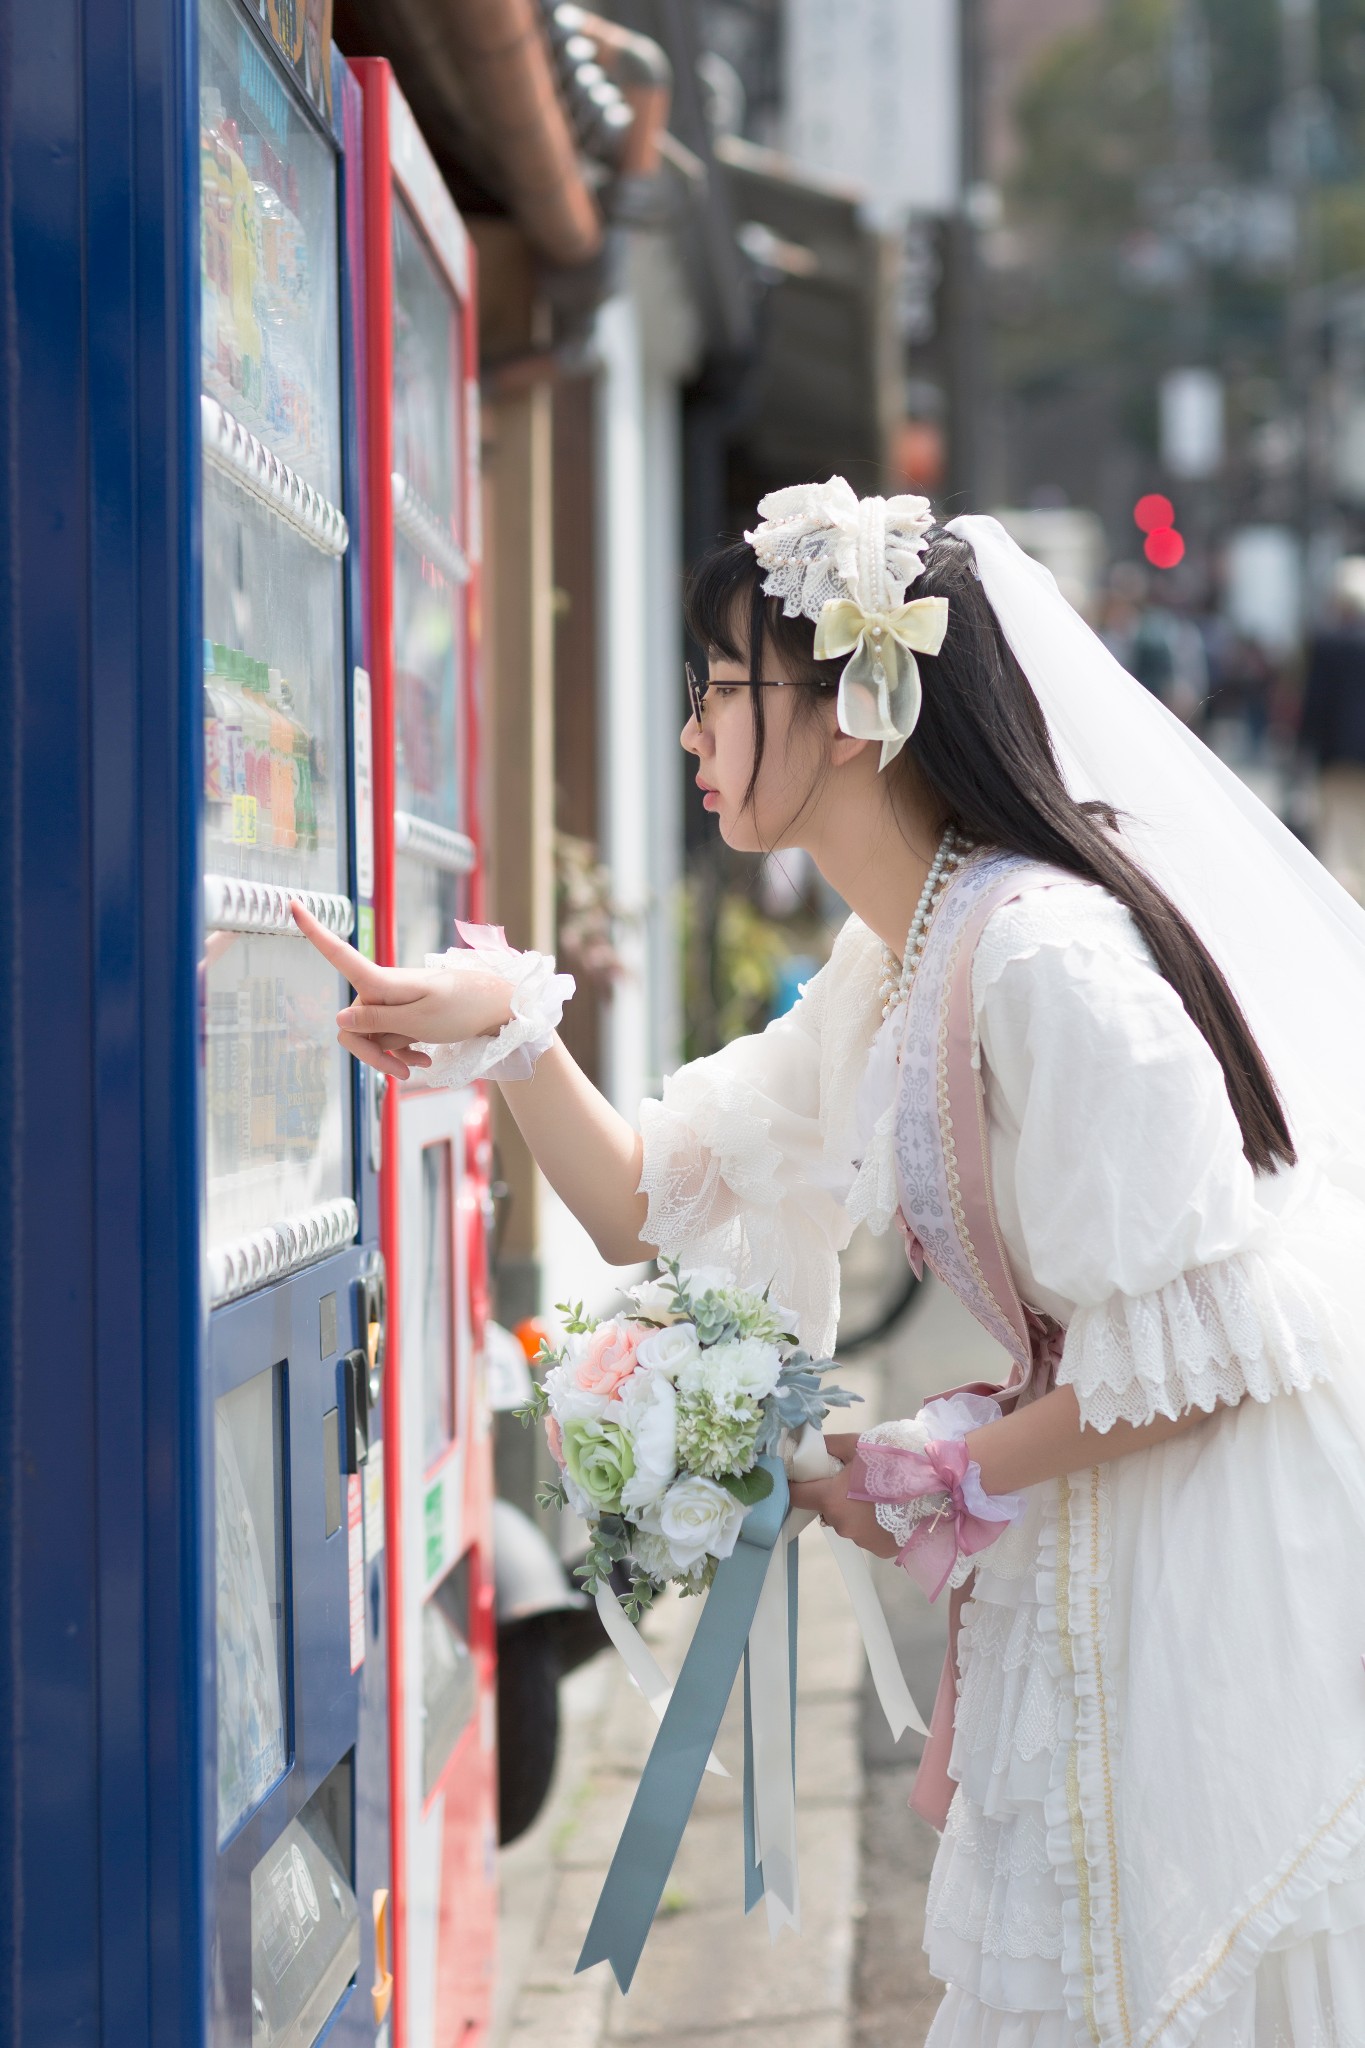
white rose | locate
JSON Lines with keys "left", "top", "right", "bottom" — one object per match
{"left": 542, "top": 1360, "right": 613, "bottom": 1427}
{"left": 685, "top": 1337, "right": 782, "bottom": 1405}
{"left": 617, "top": 1368, "right": 679, "bottom": 1518}
{"left": 634, "top": 1321, "right": 702, "bottom": 1381}
{"left": 628, "top": 1277, "right": 685, "bottom": 1324}
{"left": 657, "top": 1473, "right": 747, "bottom": 1571}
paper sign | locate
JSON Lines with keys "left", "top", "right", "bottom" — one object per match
{"left": 347, "top": 1475, "right": 366, "bottom": 1672}
{"left": 353, "top": 668, "right": 374, "bottom": 902}
{"left": 364, "top": 1439, "right": 385, "bottom": 1559}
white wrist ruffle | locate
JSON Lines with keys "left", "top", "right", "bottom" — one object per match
{"left": 412, "top": 923, "right": 575, "bottom": 1088}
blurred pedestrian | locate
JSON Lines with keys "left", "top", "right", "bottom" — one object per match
{"left": 1099, "top": 561, "right": 1206, "bottom": 720}
{"left": 1301, "top": 556, "right": 1365, "bottom": 902}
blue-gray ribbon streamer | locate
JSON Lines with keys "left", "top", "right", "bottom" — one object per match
{"left": 575, "top": 1456, "right": 790, "bottom": 1991}
{"left": 742, "top": 1532, "right": 799, "bottom": 1914}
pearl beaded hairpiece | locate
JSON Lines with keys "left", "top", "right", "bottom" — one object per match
{"left": 744, "top": 476, "right": 950, "bottom": 771}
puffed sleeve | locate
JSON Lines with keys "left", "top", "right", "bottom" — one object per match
{"left": 637, "top": 916, "right": 879, "bottom": 1357}
{"left": 974, "top": 885, "right": 1335, "bottom": 1433}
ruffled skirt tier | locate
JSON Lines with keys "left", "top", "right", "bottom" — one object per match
{"left": 921, "top": 1485, "right": 1365, "bottom": 2048}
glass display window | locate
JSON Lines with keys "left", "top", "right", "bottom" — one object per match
{"left": 417, "top": 1142, "right": 455, "bottom": 1470}
{"left": 216, "top": 1363, "right": 289, "bottom": 1843}
{"left": 199, "top": 0, "right": 340, "bottom": 503}
{"left": 199, "top": 0, "right": 352, "bottom": 1268}
{"left": 390, "top": 195, "right": 470, "bottom": 965}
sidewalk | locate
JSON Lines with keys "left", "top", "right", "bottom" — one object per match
{"left": 492, "top": 1276, "right": 1001, "bottom": 2048}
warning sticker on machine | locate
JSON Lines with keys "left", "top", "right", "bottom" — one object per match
{"left": 347, "top": 1475, "right": 366, "bottom": 1672}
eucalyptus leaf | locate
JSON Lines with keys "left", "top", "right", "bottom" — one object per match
{"left": 716, "top": 1465, "right": 775, "bottom": 1507}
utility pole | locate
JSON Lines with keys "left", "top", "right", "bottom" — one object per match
{"left": 945, "top": 0, "right": 983, "bottom": 513}
{"left": 1168, "top": 0, "right": 1216, "bottom": 591}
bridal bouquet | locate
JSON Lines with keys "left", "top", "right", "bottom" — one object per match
{"left": 516, "top": 1261, "right": 860, "bottom": 1620}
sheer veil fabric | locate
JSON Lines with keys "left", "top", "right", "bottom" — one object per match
{"left": 948, "top": 515, "right": 1365, "bottom": 1205}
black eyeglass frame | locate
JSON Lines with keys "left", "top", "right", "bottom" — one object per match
{"left": 685, "top": 661, "right": 795, "bottom": 726}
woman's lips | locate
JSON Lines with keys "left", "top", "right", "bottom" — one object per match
{"left": 697, "top": 779, "right": 720, "bottom": 812}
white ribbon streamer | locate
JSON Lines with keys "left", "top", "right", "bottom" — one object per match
{"left": 820, "top": 1528, "right": 930, "bottom": 1738}
{"left": 594, "top": 1582, "right": 729, "bottom": 1777}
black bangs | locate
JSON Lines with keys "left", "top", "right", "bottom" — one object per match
{"left": 682, "top": 539, "right": 760, "bottom": 662}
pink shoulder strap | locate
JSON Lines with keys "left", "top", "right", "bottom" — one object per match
{"left": 896, "top": 854, "right": 1073, "bottom": 1831}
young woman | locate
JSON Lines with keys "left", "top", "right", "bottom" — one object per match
{"left": 295, "top": 482, "right": 1365, "bottom": 2048}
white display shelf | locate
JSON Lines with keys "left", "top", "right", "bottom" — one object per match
{"left": 202, "top": 393, "right": 349, "bottom": 557}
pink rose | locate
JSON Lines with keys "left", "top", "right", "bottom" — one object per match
{"left": 545, "top": 1414, "right": 565, "bottom": 1467}
{"left": 573, "top": 1319, "right": 647, "bottom": 1399}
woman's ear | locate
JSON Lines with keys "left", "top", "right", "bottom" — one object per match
{"left": 828, "top": 727, "right": 875, "bottom": 770}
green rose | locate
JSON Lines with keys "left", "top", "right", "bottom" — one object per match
{"left": 562, "top": 1417, "right": 636, "bottom": 1513}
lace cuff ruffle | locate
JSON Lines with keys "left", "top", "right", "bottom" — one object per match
{"left": 413, "top": 927, "right": 574, "bottom": 1088}
{"left": 1058, "top": 1244, "right": 1333, "bottom": 1434}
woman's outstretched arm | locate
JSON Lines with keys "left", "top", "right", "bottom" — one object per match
{"left": 792, "top": 1389, "right": 1212, "bottom": 1558}
{"left": 291, "top": 904, "right": 655, "bottom": 1264}
{"left": 498, "top": 1040, "right": 654, "bottom": 1264}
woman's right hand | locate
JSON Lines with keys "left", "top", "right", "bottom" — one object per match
{"left": 291, "top": 900, "right": 513, "bottom": 1080}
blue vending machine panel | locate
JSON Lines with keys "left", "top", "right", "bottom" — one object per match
{"left": 197, "top": 8, "right": 389, "bottom": 2042}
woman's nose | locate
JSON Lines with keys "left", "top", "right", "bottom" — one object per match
{"left": 681, "top": 712, "right": 702, "bottom": 755}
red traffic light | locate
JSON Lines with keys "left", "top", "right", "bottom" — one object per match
{"left": 1143, "top": 526, "right": 1186, "bottom": 569}
{"left": 1134, "top": 493, "right": 1175, "bottom": 534}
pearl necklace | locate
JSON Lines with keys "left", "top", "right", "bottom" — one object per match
{"left": 878, "top": 825, "right": 972, "bottom": 1019}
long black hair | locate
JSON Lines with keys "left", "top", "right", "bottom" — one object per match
{"left": 684, "top": 528, "right": 1296, "bottom": 1174}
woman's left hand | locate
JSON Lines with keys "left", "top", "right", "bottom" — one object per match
{"left": 788, "top": 1432, "right": 901, "bottom": 1558}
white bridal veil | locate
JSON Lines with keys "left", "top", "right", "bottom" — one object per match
{"left": 951, "top": 514, "right": 1365, "bottom": 1211}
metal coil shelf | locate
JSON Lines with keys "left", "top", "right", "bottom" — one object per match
{"left": 203, "top": 876, "right": 355, "bottom": 937}
{"left": 208, "top": 1197, "right": 360, "bottom": 1307}
{"left": 393, "top": 810, "right": 478, "bottom": 874}
{"left": 391, "top": 471, "right": 469, "bottom": 586}
{"left": 202, "top": 393, "right": 349, "bottom": 557}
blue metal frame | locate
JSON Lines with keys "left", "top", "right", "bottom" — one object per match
{"left": 2, "top": 0, "right": 205, "bottom": 2042}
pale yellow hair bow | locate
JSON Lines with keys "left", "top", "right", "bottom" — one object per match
{"left": 812, "top": 594, "right": 949, "bottom": 770}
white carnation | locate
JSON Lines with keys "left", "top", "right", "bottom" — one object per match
{"left": 617, "top": 1368, "right": 679, "bottom": 1518}
{"left": 627, "top": 1525, "right": 678, "bottom": 1584}
{"left": 677, "top": 1336, "right": 782, "bottom": 1404}
{"left": 657, "top": 1473, "right": 746, "bottom": 1571}
{"left": 634, "top": 1321, "right": 701, "bottom": 1381}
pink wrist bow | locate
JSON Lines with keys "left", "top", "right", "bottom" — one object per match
{"left": 455, "top": 919, "right": 516, "bottom": 956}
{"left": 848, "top": 1437, "right": 1025, "bottom": 1603}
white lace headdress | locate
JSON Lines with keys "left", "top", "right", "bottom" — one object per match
{"left": 744, "top": 475, "right": 948, "bottom": 769}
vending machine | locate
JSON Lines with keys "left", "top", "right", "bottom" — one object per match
{"left": 197, "top": 8, "right": 393, "bottom": 2042}
{"left": 5, "top": 0, "right": 418, "bottom": 2037}
{"left": 354, "top": 60, "right": 500, "bottom": 2048}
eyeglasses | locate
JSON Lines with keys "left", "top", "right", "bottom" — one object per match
{"left": 685, "top": 662, "right": 792, "bottom": 726}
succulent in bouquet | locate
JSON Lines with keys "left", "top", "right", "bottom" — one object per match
{"left": 515, "top": 1261, "right": 861, "bottom": 1621}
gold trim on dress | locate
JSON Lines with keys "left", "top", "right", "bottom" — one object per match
{"left": 1147, "top": 1769, "right": 1365, "bottom": 2043}
{"left": 1056, "top": 1476, "right": 1101, "bottom": 2045}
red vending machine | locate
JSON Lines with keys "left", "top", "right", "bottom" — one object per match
{"left": 354, "top": 58, "right": 498, "bottom": 2047}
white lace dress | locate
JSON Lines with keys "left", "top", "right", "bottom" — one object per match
{"left": 637, "top": 882, "right": 1365, "bottom": 2048}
